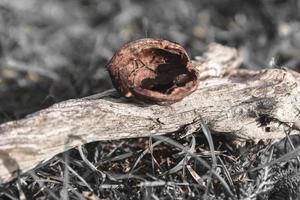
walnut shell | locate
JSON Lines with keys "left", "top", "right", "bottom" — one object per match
{"left": 107, "top": 38, "right": 200, "bottom": 104}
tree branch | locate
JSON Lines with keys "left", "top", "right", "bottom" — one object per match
{"left": 1, "top": 43, "right": 300, "bottom": 181}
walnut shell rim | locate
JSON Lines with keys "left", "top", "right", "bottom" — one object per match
{"left": 107, "top": 38, "right": 200, "bottom": 104}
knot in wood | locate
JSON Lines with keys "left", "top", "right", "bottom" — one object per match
{"left": 107, "top": 38, "right": 200, "bottom": 104}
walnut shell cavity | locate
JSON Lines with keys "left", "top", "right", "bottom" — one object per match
{"left": 107, "top": 38, "right": 200, "bottom": 104}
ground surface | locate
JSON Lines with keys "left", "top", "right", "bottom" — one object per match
{"left": 0, "top": 0, "right": 300, "bottom": 199}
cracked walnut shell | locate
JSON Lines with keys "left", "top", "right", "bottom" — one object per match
{"left": 107, "top": 38, "right": 200, "bottom": 104}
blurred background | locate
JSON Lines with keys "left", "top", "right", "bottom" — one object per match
{"left": 1, "top": 0, "right": 300, "bottom": 123}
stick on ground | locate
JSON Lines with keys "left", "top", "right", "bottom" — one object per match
{"left": 1, "top": 43, "right": 300, "bottom": 182}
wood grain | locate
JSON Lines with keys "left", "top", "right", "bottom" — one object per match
{"left": 1, "top": 43, "right": 300, "bottom": 182}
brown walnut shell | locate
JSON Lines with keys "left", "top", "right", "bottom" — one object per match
{"left": 107, "top": 38, "right": 200, "bottom": 104}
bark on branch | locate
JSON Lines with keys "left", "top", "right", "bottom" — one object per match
{"left": 1, "top": 43, "right": 300, "bottom": 182}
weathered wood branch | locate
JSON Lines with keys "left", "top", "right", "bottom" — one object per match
{"left": 1, "top": 43, "right": 300, "bottom": 182}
